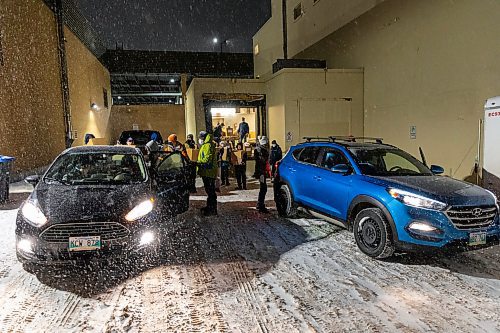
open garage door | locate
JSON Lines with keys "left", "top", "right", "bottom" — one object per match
{"left": 298, "top": 98, "right": 352, "bottom": 138}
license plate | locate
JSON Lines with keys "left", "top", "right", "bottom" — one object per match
{"left": 69, "top": 236, "right": 101, "bottom": 252}
{"left": 468, "top": 232, "right": 487, "bottom": 246}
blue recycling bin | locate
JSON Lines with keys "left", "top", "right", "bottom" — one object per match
{"left": 0, "top": 156, "right": 15, "bottom": 204}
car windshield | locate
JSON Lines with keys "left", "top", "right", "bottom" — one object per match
{"left": 349, "top": 147, "right": 432, "bottom": 176}
{"left": 119, "top": 131, "right": 162, "bottom": 145}
{"left": 44, "top": 152, "right": 147, "bottom": 185}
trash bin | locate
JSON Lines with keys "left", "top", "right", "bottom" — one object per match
{"left": 0, "top": 156, "right": 15, "bottom": 204}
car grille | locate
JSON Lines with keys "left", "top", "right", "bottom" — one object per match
{"left": 40, "top": 222, "right": 130, "bottom": 243}
{"left": 445, "top": 206, "right": 497, "bottom": 230}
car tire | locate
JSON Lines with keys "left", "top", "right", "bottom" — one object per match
{"left": 353, "top": 208, "right": 395, "bottom": 259}
{"left": 276, "top": 184, "right": 298, "bottom": 218}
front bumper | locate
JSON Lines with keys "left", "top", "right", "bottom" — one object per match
{"left": 15, "top": 213, "right": 166, "bottom": 266}
{"left": 386, "top": 200, "right": 500, "bottom": 251}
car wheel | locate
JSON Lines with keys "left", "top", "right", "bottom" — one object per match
{"left": 276, "top": 184, "right": 298, "bottom": 218}
{"left": 353, "top": 208, "right": 395, "bottom": 259}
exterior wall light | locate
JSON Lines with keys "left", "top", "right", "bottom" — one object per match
{"left": 90, "top": 103, "right": 99, "bottom": 111}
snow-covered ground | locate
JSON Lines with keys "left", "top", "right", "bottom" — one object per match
{"left": 0, "top": 182, "right": 499, "bottom": 332}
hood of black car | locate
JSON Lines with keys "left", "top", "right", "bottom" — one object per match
{"left": 32, "top": 182, "right": 152, "bottom": 224}
{"left": 366, "top": 176, "right": 496, "bottom": 206}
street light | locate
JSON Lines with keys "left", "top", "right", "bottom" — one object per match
{"left": 213, "top": 37, "right": 229, "bottom": 53}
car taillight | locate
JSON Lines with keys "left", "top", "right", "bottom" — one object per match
{"left": 274, "top": 161, "right": 281, "bottom": 176}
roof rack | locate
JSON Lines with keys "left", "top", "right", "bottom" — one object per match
{"left": 329, "top": 136, "right": 383, "bottom": 144}
{"left": 303, "top": 136, "right": 384, "bottom": 144}
{"left": 303, "top": 137, "right": 333, "bottom": 142}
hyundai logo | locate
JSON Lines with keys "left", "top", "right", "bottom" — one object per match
{"left": 472, "top": 208, "right": 483, "bottom": 217}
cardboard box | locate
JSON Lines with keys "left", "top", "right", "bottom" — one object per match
{"left": 232, "top": 150, "right": 245, "bottom": 164}
{"left": 186, "top": 149, "right": 200, "bottom": 161}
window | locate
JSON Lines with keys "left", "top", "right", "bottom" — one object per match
{"left": 294, "top": 3, "right": 303, "bottom": 20}
{"left": 292, "top": 148, "right": 303, "bottom": 160}
{"left": 158, "top": 153, "right": 184, "bottom": 173}
{"left": 320, "top": 148, "right": 349, "bottom": 169}
{"left": 298, "top": 147, "right": 320, "bottom": 165}
{"left": 254, "top": 44, "right": 260, "bottom": 56}
{"left": 103, "top": 88, "right": 109, "bottom": 108}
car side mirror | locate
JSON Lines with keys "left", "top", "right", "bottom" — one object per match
{"left": 331, "top": 164, "right": 351, "bottom": 174}
{"left": 430, "top": 165, "right": 444, "bottom": 175}
{"left": 25, "top": 175, "right": 40, "bottom": 186}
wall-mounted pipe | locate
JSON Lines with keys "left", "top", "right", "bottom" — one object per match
{"left": 54, "top": 0, "right": 73, "bottom": 148}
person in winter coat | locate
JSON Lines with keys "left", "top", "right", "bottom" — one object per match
{"left": 185, "top": 134, "right": 196, "bottom": 149}
{"left": 254, "top": 136, "right": 270, "bottom": 213}
{"left": 218, "top": 141, "right": 232, "bottom": 186}
{"left": 237, "top": 118, "right": 250, "bottom": 143}
{"left": 165, "top": 134, "right": 188, "bottom": 158}
{"left": 213, "top": 123, "right": 224, "bottom": 144}
{"left": 197, "top": 131, "right": 218, "bottom": 216}
{"left": 269, "top": 140, "right": 283, "bottom": 178}
{"left": 234, "top": 142, "right": 248, "bottom": 190}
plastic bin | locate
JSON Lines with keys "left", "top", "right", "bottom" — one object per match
{"left": 0, "top": 156, "right": 15, "bottom": 204}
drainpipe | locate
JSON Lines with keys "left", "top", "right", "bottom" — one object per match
{"left": 282, "top": 0, "right": 288, "bottom": 59}
{"left": 54, "top": 0, "right": 73, "bottom": 148}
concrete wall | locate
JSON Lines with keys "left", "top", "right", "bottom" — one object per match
{"left": 253, "top": 0, "right": 284, "bottom": 78}
{"left": 264, "top": 69, "right": 364, "bottom": 149}
{"left": 65, "top": 27, "right": 112, "bottom": 146}
{"left": 253, "top": 0, "right": 381, "bottom": 78}
{"left": 286, "top": 0, "right": 381, "bottom": 58}
{"left": 185, "top": 79, "right": 265, "bottom": 137}
{"left": 299, "top": 0, "right": 500, "bottom": 179}
{"left": 109, "top": 105, "right": 186, "bottom": 143}
{"left": 0, "top": 0, "right": 66, "bottom": 172}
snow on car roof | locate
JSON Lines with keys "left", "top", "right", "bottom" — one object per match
{"left": 62, "top": 145, "right": 141, "bottom": 155}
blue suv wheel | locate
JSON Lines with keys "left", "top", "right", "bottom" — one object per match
{"left": 353, "top": 208, "right": 395, "bottom": 258}
{"left": 276, "top": 184, "right": 298, "bottom": 218}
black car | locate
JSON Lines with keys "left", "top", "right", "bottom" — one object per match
{"left": 118, "top": 130, "right": 163, "bottom": 152}
{"left": 16, "top": 145, "right": 190, "bottom": 270}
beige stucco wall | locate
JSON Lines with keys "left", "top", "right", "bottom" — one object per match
{"left": 286, "top": 0, "right": 381, "bottom": 59}
{"left": 65, "top": 27, "right": 112, "bottom": 146}
{"left": 265, "top": 69, "right": 364, "bottom": 149}
{"left": 109, "top": 104, "right": 186, "bottom": 143}
{"left": 253, "top": 0, "right": 381, "bottom": 78}
{"left": 186, "top": 70, "right": 364, "bottom": 149}
{"left": 299, "top": 0, "right": 500, "bottom": 179}
{"left": 0, "top": 0, "right": 66, "bottom": 172}
{"left": 253, "top": 0, "right": 284, "bottom": 78}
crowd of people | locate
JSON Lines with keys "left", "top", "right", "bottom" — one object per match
{"left": 91, "top": 117, "right": 283, "bottom": 217}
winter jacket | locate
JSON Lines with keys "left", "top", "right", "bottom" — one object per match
{"left": 238, "top": 122, "right": 250, "bottom": 135}
{"left": 197, "top": 133, "right": 217, "bottom": 178}
{"left": 185, "top": 139, "right": 196, "bottom": 149}
{"left": 254, "top": 145, "right": 270, "bottom": 178}
{"left": 269, "top": 145, "right": 283, "bottom": 164}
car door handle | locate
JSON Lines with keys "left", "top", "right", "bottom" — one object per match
{"left": 288, "top": 167, "right": 296, "bottom": 172}
{"left": 313, "top": 176, "right": 322, "bottom": 181}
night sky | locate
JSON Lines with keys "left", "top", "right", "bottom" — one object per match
{"left": 76, "top": 0, "right": 271, "bottom": 53}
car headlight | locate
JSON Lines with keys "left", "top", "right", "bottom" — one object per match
{"left": 21, "top": 200, "right": 48, "bottom": 227}
{"left": 125, "top": 199, "right": 154, "bottom": 222}
{"left": 485, "top": 189, "right": 499, "bottom": 209}
{"left": 388, "top": 188, "right": 447, "bottom": 211}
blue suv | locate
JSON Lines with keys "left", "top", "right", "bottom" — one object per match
{"left": 274, "top": 137, "right": 500, "bottom": 258}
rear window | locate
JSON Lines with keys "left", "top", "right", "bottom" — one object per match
{"left": 297, "top": 147, "right": 320, "bottom": 165}
{"left": 292, "top": 148, "right": 303, "bottom": 160}
{"left": 119, "top": 131, "right": 163, "bottom": 145}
